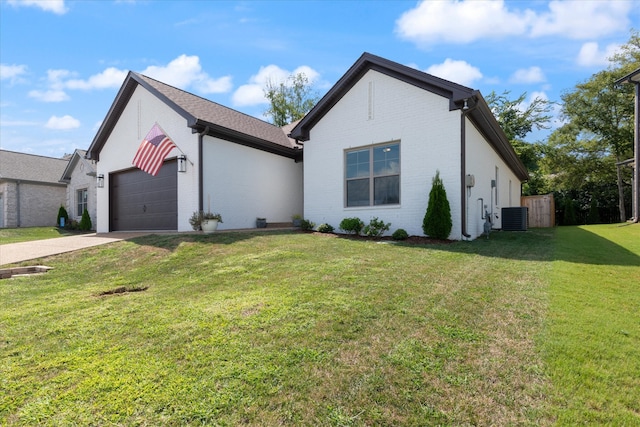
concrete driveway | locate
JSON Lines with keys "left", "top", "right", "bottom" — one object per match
{"left": 0, "top": 232, "right": 147, "bottom": 266}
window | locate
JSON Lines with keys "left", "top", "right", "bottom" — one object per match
{"left": 345, "top": 142, "right": 400, "bottom": 207}
{"left": 77, "top": 188, "right": 88, "bottom": 217}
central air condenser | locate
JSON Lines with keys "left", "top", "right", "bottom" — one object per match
{"left": 501, "top": 207, "right": 528, "bottom": 231}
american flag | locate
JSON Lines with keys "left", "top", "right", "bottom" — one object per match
{"left": 132, "top": 123, "right": 177, "bottom": 176}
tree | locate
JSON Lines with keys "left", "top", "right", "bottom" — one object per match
{"left": 79, "top": 208, "right": 92, "bottom": 231}
{"left": 423, "top": 170, "right": 452, "bottom": 239}
{"left": 56, "top": 205, "right": 68, "bottom": 228}
{"left": 545, "top": 30, "right": 639, "bottom": 221}
{"left": 263, "top": 73, "right": 319, "bottom": 126}
{"left": 485, "top": 90, "right": 554, "bottom": 195}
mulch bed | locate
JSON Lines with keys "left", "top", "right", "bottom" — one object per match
{"left": 309, "top": 231, "right": 453, "bottom": 245}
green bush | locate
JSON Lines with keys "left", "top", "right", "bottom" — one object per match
{"left": 422, "top": 170, "right": 452, "bottom": 239}
{"left": 79, "top": 208, "right": 93, "bottom": 231}
{"left": 339, "top": 217, "right": 364, "bottom": 235}
{"left": 563, "top": 198, "right": 577, "bottom": 225}
{"left": 317, "top": 223, "right": 334, "bottom": 233}
{"left": 392, "top": 228, "right": 409, "bottom": 240}
{"left": 363, "top": 217, "right": 391, "bottom": 238}
{"left": 300, "top": 219, "right": 315, "bottom": 231}
{"left": 56, "top": 206, "right": 69, "bottom": 228}
{"left": 586, "top": 198, "right": 600, "bottom": 224}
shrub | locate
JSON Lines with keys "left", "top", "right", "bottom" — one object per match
{"left": 339, "top": 217, "right": 364, "bottom": 235}
{"left": 189, "top": 211, "right": 203, "bottom": 231}
{"left": 363, "top": 217, "right": 391, "bottom": 238}
{"left": 586, "top": 198, "right": 601, "bottom": 224}
{"left": 392, "top": 228, "right": 409, "bottom": 240}
{"left": 300, "top": 219, "right": 315, "bottom": 231}
{"left": 422, "top": 170, "right": 452, "bottom": 239}
{"left": 79, "top": 208, "right": 92, "bottom": 231}
{"left": 563, "top": 198, "right": 577, "bottom": 225}
{"left": 317, "top": 223, "right": 334, "bottom": 233}
{"left": 56, "top": 206, "right": 69, "bottom": 228}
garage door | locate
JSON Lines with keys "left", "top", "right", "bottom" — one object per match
{"left": 110, "top": 160, "right": 177, "bottom": 231}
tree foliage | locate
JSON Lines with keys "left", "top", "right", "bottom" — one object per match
{"left": 485, "top": 90, "right": 553, "bottom": 195}
{"left": 543, "top": 29, "right": 639, "bottom": 221}
{"left": 263, "top": 73, "right": 319, "bottom": 127}
{"left": 423, "top": 170, "right": 452, "bottom": 239}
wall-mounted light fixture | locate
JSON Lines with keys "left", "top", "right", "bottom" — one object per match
{"left": 178, "top": 154, "right": 187, "bottom": 173}
{"left": 97, "top": 174, "right": 105, "bottom": 188}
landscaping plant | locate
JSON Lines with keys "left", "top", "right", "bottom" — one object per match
{"left": 422, "top": 170, "right": 452, "bottom": 239}
{"left": 339, "top": 217, "right": 364, "bottom": 235}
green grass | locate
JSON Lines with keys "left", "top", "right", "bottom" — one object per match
{"left": 0, "top": 225, "right": 638, "bottom": 425}
{"left": 543, "top": 224, "right": 640, "bottom": 425}
{"left": 0, "top": 227, "right": 81, "bottom": 244}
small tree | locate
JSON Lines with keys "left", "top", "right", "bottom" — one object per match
{"left": 79, "top": 208, "right": 93, "bottom": 231}
{"left": 263, "top": 72, "right": 319, "bottom": 126}
{"left": 423, "top": 170, "right": 452, "bottom": 239}
{"left": 56, "top": 206, "right": 69, "bottom": 228}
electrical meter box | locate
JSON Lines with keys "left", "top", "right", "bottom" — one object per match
{"left": 465, "top": 174, "right": 475, "bottom": 187}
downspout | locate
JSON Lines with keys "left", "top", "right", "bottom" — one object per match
{"left": 16, "top": 180, "right": 21, "bottom": 227}
{"left": 460, "top": 97, "right": 478, "bottom": 239}
{"left": 197, "top": 126, "right": 210, "bottom": 212}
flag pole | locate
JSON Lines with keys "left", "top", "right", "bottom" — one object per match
{"left": 154, "top": 121, "right": 195, "bottom": 166}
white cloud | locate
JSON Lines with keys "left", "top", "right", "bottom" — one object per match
{"left": 232, "top": 64, "right": 320, "bottom": 107}
{"left": 425, "top": 59, "right": 483, "bottom": 87}
{"left": 530, "top": 1, "right": 631, "bottom": 39}
{"left": 395, "top": 0, "right": 531, "bottom": 45}
{"left": 28, "top": 89, "right": 69, "bottom": 102}
{"left": 140, "top": 54, "right": 232, "bottom": 94}
{"left": 395, "top": 0, "right": 631, "bottom": 46}
{"left": 576, "top": 42, "right": 621, "bottom": 67}
{"left": 0, "top": 64, "right": 28, "bottom": 83}
{"left": 45, "top": 115, "right": 80, "bottom": 130}
{"left": 65, "top": 67, "right": 128, "bottom": 90}
{"left": 509, "top": 66, "right": 546, "bottom": 84}
{"left": 7, "top": 0, "right": 68, "bottom": 15}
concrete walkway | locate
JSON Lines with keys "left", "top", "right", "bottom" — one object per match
{"left": 0, "top": 233, "right": 147, "bottom": 266}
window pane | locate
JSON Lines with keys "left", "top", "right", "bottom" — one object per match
{"left": 373, "top": 144, "right": 400, "bottom": 176}
{"left": 374, "top": 175, "right": 399, "bottom": 205}
{"left": 347, "top": 178, "right": 370, "bottom": 206}
{"left": 346, "top": 150, "right": 370, "bottom": 178}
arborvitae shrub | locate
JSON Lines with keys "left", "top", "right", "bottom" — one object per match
{"left": 422, "top": 170, "right": 452, "bottom": 240}
{"left": 586, "top": 198, "right": 601, "bottom": 224}
{"left": 79, "top": 208, "right": 92, "bottom": 231}
{"left": 563, "top": 198, "right": 577, "bottom": 225}
{"left": 56, "top": 206, "right": 69, "bottom": 227}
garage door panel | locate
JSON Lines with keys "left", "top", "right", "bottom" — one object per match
{"left": 110, "top": 160, "right": 177, "bottom": 231}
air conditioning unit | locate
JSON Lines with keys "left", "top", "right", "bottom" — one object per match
{"left": 501, "top": 207, "right": 528, "bottom": 231}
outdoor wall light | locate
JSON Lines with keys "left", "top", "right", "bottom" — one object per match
{"left": 178, "top": 154, "right": 187, "bottom": 173}
{"left": 97, "top": 174, "right": 105, "bottom": 188}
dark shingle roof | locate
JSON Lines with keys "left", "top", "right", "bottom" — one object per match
{"left": 88, "top": 72, "right": 300, "bottom": 161}
{"left": 289, "top": 52, "right": 528, "bottom": 181}
{"left": 0, "top": 150, "right": 68, "bottom": 184}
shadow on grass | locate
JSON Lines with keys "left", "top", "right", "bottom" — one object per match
{"left": 397, "top": 226, "right": 640, "bottom": 267}
{"left": 124, "top": 226, "right": 639, "bottom": 267}
{"left": 126, "top": 229, "right": 298, "bottom": 252}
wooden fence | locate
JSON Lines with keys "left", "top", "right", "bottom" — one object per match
{"left": 521, "top": 194, "right": 555, "bottom": 228}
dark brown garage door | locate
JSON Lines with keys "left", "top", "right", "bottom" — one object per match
{"left": 110, "top": 160, "right": 177, "bottom": 231}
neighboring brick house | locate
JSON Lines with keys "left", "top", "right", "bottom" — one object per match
{"left": 0, "top": 150, "right": 68, "bottom": 228}
{"left": 59, "top": 149, "right": 97, "bottom": 228}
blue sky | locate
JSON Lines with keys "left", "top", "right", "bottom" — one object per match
{"left": 1, "top": 0, "right": 638, "bottom": 158}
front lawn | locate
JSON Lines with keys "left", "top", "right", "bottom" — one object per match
{"left": 0, "top": 227, "right": 79, "bottom": 244}
{"left": 1, "top": 225, "right": 638, "bottom": 425}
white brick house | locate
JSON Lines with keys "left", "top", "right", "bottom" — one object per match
{"left": 290, "top": 53, "right": 528, "bottom": 240}
{"left": 87, "top": 72, "right": 303, "bottom": 233}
